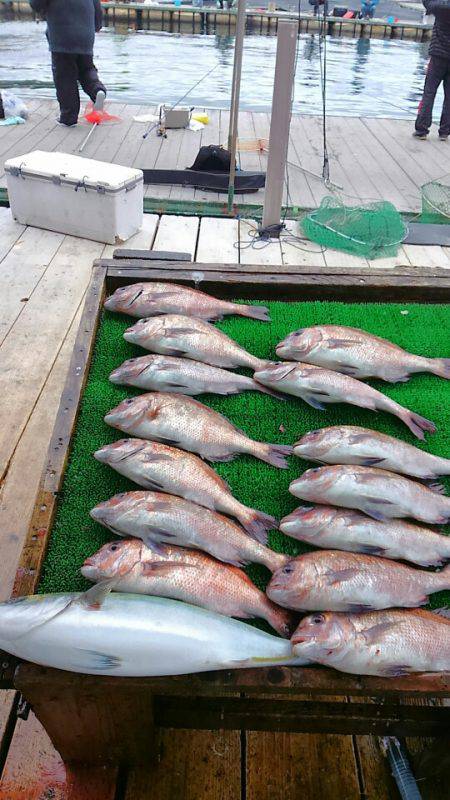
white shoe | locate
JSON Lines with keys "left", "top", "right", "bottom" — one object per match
{"left": 55, "top": 118, "right": 77, "bottom": 127}
{"left": 94, "top": 90, "right": 106, "bottom": 112}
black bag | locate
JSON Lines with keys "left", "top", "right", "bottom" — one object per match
{"left": 0, "top": 93, "right": 4, "bottom": 121}
{"left": 189, "top": 145, "right": 235, "bottom": 173}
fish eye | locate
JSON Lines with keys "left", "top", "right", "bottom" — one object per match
{"left": 294, "top": 329, "right": 304, "bottom": 335}
{"left": 282, "top": 564, "right": 294, "bottom": 575}
{"left": 125, "top": 399, "right": 133, "bottom": 405}
{"left": 109, "top": 543, "right": 120, "bottom": 552}
{"left": 312, "top": 614, "right": 325, "bottom": 624}
{"left": 308, "top": 429, "right": 320, "bottom": 436}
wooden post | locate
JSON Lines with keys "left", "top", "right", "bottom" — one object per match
{"left": 227, "top": 0, "right": 246, "bottom": 212}
{"left": 261, "top": 20, "right": 297, "bottom": 232}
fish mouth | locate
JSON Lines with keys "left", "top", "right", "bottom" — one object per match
{"left": 291, "top": 632, "right": 316, "bottom": 646}
{"left": 80, "top": 564, "right": 98, "bottom": 581}
{"left": 109, "top": 369, "right": 123, "bottom": 384}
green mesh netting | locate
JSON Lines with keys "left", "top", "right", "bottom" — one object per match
{"left": 301, "top": 197, "right": 407, "bottom": 259}
{"left": 420, "top": 181, "right": 450, "bottom": 224}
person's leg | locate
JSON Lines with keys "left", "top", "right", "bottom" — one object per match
{"left": 77, "top": 55, "right": 106, "bottom": 103}
{"left": 51, "top": 52, "right": 80, "bottom": 125}
{"left": 438, "top": 60, "right": 450, "bottom": 139}
{"left": 415, "top": 57, "right": 446, "bottom": 137}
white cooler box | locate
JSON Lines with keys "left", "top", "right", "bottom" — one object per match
{"left": 5, "top": 151, "right": 144, "bottom": 244}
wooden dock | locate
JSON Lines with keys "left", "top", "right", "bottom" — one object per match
{"left": 0, "top": 196, "right": 449, "bottom": 796}
{"left": 5, "top": 0, "right": 433, "bottom": 41}
{"left": 0, "top": 99, "right": 447, "bottom": 215}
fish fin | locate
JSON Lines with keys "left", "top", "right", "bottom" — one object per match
{"left": 140, "top": 479, "right": 166, "bottom": 491}
{"left": 151, "top": 436, "right": 182, "bottom": 447}
{"left": 147, "top": 291, "right": 182, "bottom": 301}
{"left": 116, "top": 443, "right": 148, "bottom": 461}
{"left": 354, "top": 457, "right": 387, "bottom": 467}
{"left": 125, "top": 288, "right": 144, "bottom": 307}
{"left": 423, "top": 480, "right": 446, "bottom": 495}
{"left": 76, "top": 649, "right": 122, "bottom": 672}
{"left": 359, "top": 544, "right": 387, "bottom": 556}
{"left": 325, "top": 338, "right": 359, "bottom": 349}
{"left": 359, "top": 505, "right": 389, "bottom": 522}
{"left": 142, "top": 535, "right": 174, "bottom": 555}
{"left": 166, "top": 326, "right": 201, "bottom": 336}
{"left": 346, "top": 603, "right": 376, "bottom": 613}
{"left": 431, "top": 606, "right": 450, "bottom": 619}
{"left": 237, "top": 304, "right": 271, "bottom": 322}
{"left": 141, "top": 561, "right": 199, "bottom": 576}
{"left": 324, "top": 568, "right": 359, "bottom": 585}
{"left": 77, "top": 579, "right": 118, "bottom": 610}
{"left": 348, "top": 432, "right": 379, "bottom": 445}
{"left": 303, "top": 395, "right": 326, "bottom": 411}
{"left": 380, "top": 664, "right": 413, "bottom": 677}
{"left": 164, "top": 349, "right": 188, "bottom": 358}
{"left": 165, "top": 383, "right": 192, "bottom": 390}
{"left": 429, "top": 358, "right": 450, "bottom": 380}
{"left": 142, "top": 452, "right": 175, "bottom": 464}
{"left": 336, "top": 364, "right": 360, "bottom": 377}
{"left": 361, "top": 621, "right": 397, "bottom": 645}
{"left": 257, "top": 363, "right": 297, "bottom": 382}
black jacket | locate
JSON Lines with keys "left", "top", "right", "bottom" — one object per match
{"left": 424, "top": 0, "right": 450, "bottom": 59}
{"left": 29, "top": 0, "right": 102, "bottom": 55}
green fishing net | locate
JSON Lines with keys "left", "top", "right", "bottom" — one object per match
{"left": 301, "top": 196, "right": 407, "bottom": 259}
{"left": 420, "top": 181, "right": 450, "bottom": 224}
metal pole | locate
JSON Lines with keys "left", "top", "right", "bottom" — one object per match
{"left": 261, "top": 20, "right": 297, "bottom": 231}
{"left": 227, "top": 0, "right": 246, "bottom": 212}
{"left": 79, "top": 122, "right": 98, "bottom": 153}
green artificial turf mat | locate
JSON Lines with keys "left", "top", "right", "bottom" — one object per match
{"left": 38, "top": 298, "right": 450, "bottom": 621}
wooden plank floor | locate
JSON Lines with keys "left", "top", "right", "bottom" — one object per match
{"left": 0, "top": 100, "right": 448, "bottom": 213}
{"left": 0, "top": 206, "right": 448, "bottom": 799}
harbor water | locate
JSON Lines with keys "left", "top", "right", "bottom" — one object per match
{"left": 0, "top": 19, "right": 439, "bottom": 118}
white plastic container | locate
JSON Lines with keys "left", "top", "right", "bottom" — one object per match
{"left": 5, "top": 151, "right": 143, "bottom": 244}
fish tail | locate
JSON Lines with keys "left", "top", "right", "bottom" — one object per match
{"left": 264, "top": 603, "right": 297, "bottom": 639}
{"left": 397, "top": 408, "right": 436, "bottom": 440}
{"left": 236, "top": 303, "right": 271, "bottom": 322}
{"left": 238, "top": 507, "right": 277, "bottom": 544}
{"left": 257, "top": 443, "right": 293, "bottom": 469}
{"left": 428, "top": 358, "right": 450, "bottom": 380}
{"left": 434, "top": 563, "right": 450, "bottom": 591}
{"left": 264, "top": 550, "right": 290, "bottom": 573}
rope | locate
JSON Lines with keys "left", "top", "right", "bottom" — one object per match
{"left": 318, "top": 0, "right": 330, "bottom": 185}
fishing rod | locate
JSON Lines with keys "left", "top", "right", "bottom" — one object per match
{"left": 142, "top": 62, "right": 220, "bottom": 139}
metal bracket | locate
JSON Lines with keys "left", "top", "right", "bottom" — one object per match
{"left": 16, "top": 694, "right": 31, "bottom": 721}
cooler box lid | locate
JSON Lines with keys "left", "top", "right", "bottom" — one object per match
{"left": 5, "top": 151, "right": 143, "bottom": 194}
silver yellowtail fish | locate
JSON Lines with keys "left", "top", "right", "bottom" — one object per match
{"left": 109, "top": 355, "right": 279, "bottom": 398}
{"left": 94, "top": 439, "right": 276, "bottom": 540}
{"left": 291, "top": 608, "right": 450, "bottom": 676}
{"left": 104, "top": 282, "right": 270, "bottom": 322}
{"left": 280, "top": 506, "right": 450, "bottom": 567}
{"left": 267, "top": 550, "right": 450, "bottom": 612}
{"left": 276, "top": 325, "right": 450, "bottom": 383}
{"left": 90, "top": 491, "right": 287, "bottom": 571}
{"left": 123, "top": 315, "right": 268, "bottom": 371}
{"left": 290, "top": 465, "right": 450, "bottom": 524}
{"left": 104, "top": 393, "right": 292, "bottom": 467}
{"left": 294, "top": 425, "right": 450, "bottom": 478}
{"left": 82, "top": 540, "right": 293, "bottom": 636}
{"left": 254, "top": 363, "right": 436, "bottom": 440}
{"left": 0, "top": 590, "right": 307, "bottom": 676}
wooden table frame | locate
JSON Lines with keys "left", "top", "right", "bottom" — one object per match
{"left": 4, "top": 259, "right": 450, "bottom": 764}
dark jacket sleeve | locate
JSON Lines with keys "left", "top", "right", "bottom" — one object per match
{"left": 94, "top": 0, "right": 103, "bottom": 32}
{"left": 29, "top": 0, "right": 49, "bottom": 11}
{"left": 424, "top": 0, "right": 450, "bottom": 18}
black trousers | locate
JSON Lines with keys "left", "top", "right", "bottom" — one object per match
{"left": 51, "top": 52, "right": 106, "bottom": 125}
{"left": 415, "top": 56, "right": 450, "bottom": 137}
